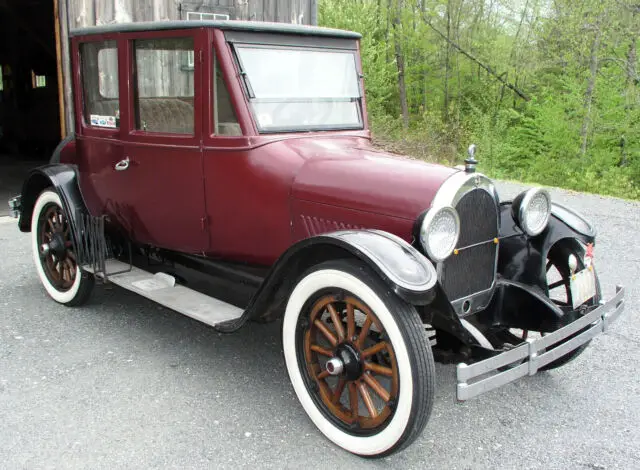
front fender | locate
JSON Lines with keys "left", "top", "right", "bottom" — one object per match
{"left": 323, "top": 230, "right": 438, "bottom": 303}
{"left": 216, "top": 229, "right": 438, "bottom": 332}
{"left": 498, "top": 201, "right": 596, "bottom": 289}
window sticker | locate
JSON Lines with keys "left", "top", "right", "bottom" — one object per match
{"left": 90, "top": 114, "right": 117, "bottom": 128}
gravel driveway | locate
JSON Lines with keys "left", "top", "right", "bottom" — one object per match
{"left": 0, "top": 181, "right": 638, "bottom": 469}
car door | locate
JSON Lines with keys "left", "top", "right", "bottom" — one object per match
{"left": 73, "top": 36, "right": 127, "bottom": 224}
{"left": 112, "top": 30, "right": 207, "bottom": 253}
{"left": 202, "top": 33, "right": 295, "bottom": 265}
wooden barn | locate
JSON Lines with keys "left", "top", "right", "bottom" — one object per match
{"left": 0, "top": 0, "right": 317, "bottom": 157}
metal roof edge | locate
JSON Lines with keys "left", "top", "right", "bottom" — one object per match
{"left": 69, "top": 20, "right": 361, "bottom": 39}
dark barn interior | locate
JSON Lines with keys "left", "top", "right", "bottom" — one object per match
{"left": 0, "top": 0, "right": 60, "bottom": 212}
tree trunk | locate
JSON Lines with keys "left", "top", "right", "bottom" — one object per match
{"left": 621, "top": 25, "right": 637, "bottom": 167}
{"left": 385, "top": 0, "right": 392, "bottom": 64}
{"left": 509, "top": 0, "right": 529, "bottom": 64}
{"left": 392, "top": 0, "right": 409, "bottom": 130}
{"left": 421, "top": 0, "right": 428, "bottom": 110}
{"left": 455, "top": 0, "right": 464, "bottom": 125}
{"left": 627, "top": 37, "right": 637, "bottom": 86}
{"left": 443, "top": 0, "right": 452, "bottom": 122}
{"left": 580, "top": 18, "right": 603, "bottom": 159}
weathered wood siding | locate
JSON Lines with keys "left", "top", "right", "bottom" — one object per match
{"left": 68, "top": 0, "right": 315, "bottom": 28}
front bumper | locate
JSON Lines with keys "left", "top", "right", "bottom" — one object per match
{"left": 7, "top": 196, "right": 21, "bottom": 219}
{"left": 456, "top": 285, "right": 625, "bottom": 401}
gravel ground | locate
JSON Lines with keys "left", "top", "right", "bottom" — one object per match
{"left": 0, "top": 181, "right": 638, "bottom": 470}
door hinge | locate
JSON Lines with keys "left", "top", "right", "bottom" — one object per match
{"left": 200, "top": 216, "right": 207, "bottom": 231}
{"left": 199, "top": 49, "right": 203, "bottom": 64}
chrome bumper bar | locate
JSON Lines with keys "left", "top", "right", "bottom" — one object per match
{"left": 7, "top": 196, "right": 21, "bottom": 219}
{"left": 457, "top": 285, "right": 625, "bottom": 401}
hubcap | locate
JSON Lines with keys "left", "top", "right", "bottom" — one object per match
{"left": 300, "top": 294, "right": 399, "bottom": 433}
{"left": 326, "top": 357, "right": 344, "bottom": 376}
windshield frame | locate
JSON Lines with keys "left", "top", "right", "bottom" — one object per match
{"left": 231, "top": 42, "right": 365, "bottom": 134}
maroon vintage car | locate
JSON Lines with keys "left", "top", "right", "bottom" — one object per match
{"left": 8, "top": 21, "right": 625, "bottom": 456}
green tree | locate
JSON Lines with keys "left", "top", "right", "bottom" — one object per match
{"left": 319, "top": 0, "right": 640, "bottom": 199}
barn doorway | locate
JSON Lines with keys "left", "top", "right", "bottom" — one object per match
{"left": 0, "top": 0, "right": 62, "bottom": 213}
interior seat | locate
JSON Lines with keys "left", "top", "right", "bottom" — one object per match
{"left": 138, "top": 98, "right": 194, "bottom": 134}
{"left": 88, "top": 98, "right": 242, "bottom": 136}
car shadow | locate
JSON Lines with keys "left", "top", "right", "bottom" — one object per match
{"left": 84, "top": 281, "right": 564, "bottom": 407}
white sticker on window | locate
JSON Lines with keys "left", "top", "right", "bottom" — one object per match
{"left": 90, "top": 114, "right": 117, "bottom": 128}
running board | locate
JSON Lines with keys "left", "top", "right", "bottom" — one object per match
{"left": 84, "top": 260, "right": 245, "bottom": 328}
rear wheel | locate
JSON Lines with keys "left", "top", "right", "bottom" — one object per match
{"left": 31, "top": 189, "right": 94, "bottom": 306}
{"left": 282, "top": 259, "right": 435, "bottom": 457}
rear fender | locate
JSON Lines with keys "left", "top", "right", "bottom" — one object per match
{"left": 18, "top": 165, "right": 87, "bottom": 253}
{"left": 49, "top": 134, "right": 76, "bottom": 164}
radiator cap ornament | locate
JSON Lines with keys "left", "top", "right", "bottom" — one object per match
{"left": 465, "top": 144, "right": 478, "bottom": 173}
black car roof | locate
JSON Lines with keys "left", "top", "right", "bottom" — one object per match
{"left": 70, "top": 20, "right": 361, "bottom": 39}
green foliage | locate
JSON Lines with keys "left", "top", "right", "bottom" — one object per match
{"left": 319, "top": 0, "right": 640, "bottom": 199}
{"left": 318, "top": 0, "right": 397, "bottom": 120}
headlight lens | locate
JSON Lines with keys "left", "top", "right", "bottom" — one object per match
{"left": 420, "top": 206, "right": 460, "bottom": 262}
{"left": 514, "top": 188, "right": 551, "bottom": 236}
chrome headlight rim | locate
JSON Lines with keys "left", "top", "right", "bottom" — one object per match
{"left": 419, "top": 206, "right": 461, "bottom": 262}
{"left": 516, "top": 187, "right": 551, "bottom": 236}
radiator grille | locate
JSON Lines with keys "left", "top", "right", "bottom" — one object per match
{"left": 441, "top": 189, "right": 498, "bottom": 301}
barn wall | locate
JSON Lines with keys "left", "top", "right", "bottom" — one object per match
{"left": 67, "top": 0, "right": 314, "bottom": 28}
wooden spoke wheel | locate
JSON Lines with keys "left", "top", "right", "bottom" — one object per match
{"left": 301, "top": 294, "right": 400, "bottom": 432}
{"left": 283, "top": 260, "right": 435, "bottom": 457}
{"left": 30, "top": 190, "right": 94, "bottom": 306}
{"left": 38, "top": 203, "right": 77, "bottom": 291}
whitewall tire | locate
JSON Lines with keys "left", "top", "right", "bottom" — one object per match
{"left": 31, "top": 189, "right": 94, "bottom": 306}
{"left": 282, "top": 259, "right": 435, "bottom": 457}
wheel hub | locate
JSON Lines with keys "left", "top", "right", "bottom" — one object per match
{"left": 45, "top": 233, "right": 68, "bottom": 259}
{"left": 333, "top": 343, "right": 362, "bottom": 380}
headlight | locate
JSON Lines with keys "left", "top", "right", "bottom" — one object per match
{"left": 419, "top": 206, "right": 460, "bottom": 262}
{"left": 512, "top": 187, "right": 551, "bottom": 236}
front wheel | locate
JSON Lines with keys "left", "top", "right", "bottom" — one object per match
{"left": 31, "top": 189, "right": 94, "bottom": 306}
{"left": 282, "top": 260, "right": 435, "bottom": 457}
{"left": 508, "top": 242, "right": 600, "bottom": 371}
{"left": 538, "top": 242, "right": 600, "bottom": 370}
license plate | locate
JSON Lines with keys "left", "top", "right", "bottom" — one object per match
{"left": 570, "top": 268, "right": 596, "bottom": 309}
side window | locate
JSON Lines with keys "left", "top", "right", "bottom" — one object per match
{"left": 80, "top": 41, "right": 119, "bottom": 128}
{"left": 133, "top": 37, "right": 194, "bottom": 134}
{"left": 213, "top": 52, "right": 240, "bottom": 136}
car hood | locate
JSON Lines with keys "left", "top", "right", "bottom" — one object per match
{"left": 287, "top": 138, "right": 458, "bottom": 220}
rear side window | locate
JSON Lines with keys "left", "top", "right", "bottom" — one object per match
{"left": 133, "top": 37, "right": 194, "bottom": 134}
{"left": 80, "top": 41, "right": 119, "bottom": 128}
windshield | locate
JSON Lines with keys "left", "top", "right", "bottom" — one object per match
{"left": 235, "top": 46, "right": 363, "bottom": 133}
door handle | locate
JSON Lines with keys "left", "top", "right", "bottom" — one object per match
{"left": 115, "top": 157, "right": 130, "bottom": 171}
